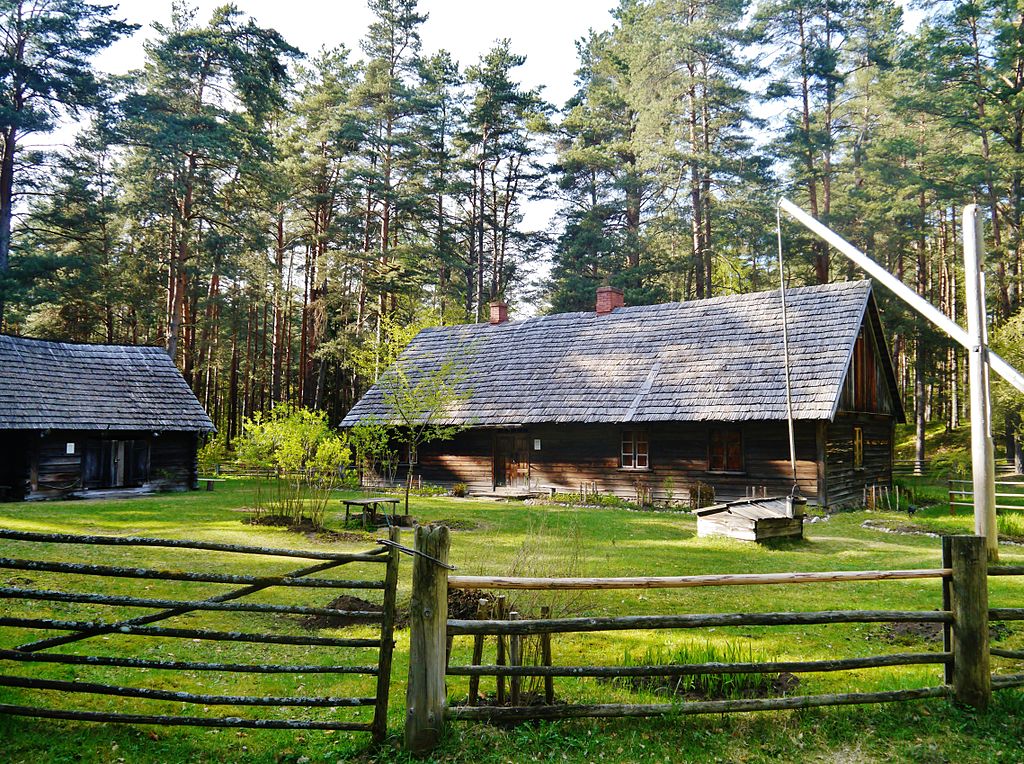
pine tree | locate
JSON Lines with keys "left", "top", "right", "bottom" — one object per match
{"left": 0, "top": 0, "right": 134, "bottom": 326}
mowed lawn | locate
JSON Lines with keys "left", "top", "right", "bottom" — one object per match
{"left": 0, "top": 480, "right": 1023, "bottom": 763}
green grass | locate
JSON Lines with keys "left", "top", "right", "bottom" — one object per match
{"left": 0, "top": 479, "right": 1022, "bottom": 763}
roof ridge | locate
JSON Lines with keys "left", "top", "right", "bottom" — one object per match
{"left": 0, "top": 333, "right": 167, "bottom": 352}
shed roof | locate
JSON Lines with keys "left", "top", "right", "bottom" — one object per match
{"left": 0, "top": 334, "right": 215, "bottom": 432}
{"left": 342, "top": 280, "right": 901, "bottom": 427}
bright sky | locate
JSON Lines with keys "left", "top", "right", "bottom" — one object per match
{"left": 95, "top": 1, "right": 619, "bottom": 111}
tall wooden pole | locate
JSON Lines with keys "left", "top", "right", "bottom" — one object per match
{"left": 963, "top": 205, "right": 999, "bottom": 561}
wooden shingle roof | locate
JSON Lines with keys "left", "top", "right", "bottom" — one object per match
{"left": 0, "top": 334, "right": 215, "bottom": 432}
{"left": 342, "top": 280, "right": 897, "bottom": 427}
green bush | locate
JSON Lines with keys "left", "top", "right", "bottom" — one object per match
{"left": 452, "top": 482, "right": 469, "bottom": 497}
{"left": 235, "top": 404, "right": 350, "bottom": 528}
{"left": 197, "top": 435, "right": 230, "bottom": 475}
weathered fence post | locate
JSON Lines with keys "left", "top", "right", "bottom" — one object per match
{"left": 404, "top": 524, "right": 450, "bottom": 756}
{"left": 371, "top": 525, "right": 401, "bottom": 744}
{"left": 941, "top": 536, "right": 954, "bottom": 686}
{"left": 540, "top": 605, "right": 554, "bottom": 704}
{"left": 949, "top": 534, "right": 990, "bottom": 710}
{"left": 509, "top": 611, "right": 521, "bottom": 706}
{"left": 468, "top": 598, "right": 489, "bottom": 706}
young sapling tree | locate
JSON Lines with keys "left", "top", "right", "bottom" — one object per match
{"left": 378, "top": 353, "right": 472, "bottom": 514}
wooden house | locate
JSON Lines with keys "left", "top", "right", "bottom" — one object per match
{"left": 342, "top": 280, "right": 904, "bottom": 509}
{"left": 0, "top": 335, "right": 215, "bottom": 501}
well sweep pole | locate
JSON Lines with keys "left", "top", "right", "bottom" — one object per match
{"left": 962, "top": 206, "right": 999, "bottom": 561}
{"left": 778, "top": 198, "right": 1024, "bottom": 395}
{"left": 778, "top": 198, "right": 1008, "bottom": 558}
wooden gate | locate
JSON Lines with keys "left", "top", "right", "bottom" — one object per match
{"left": 0, "top": 526, "right": 401, "bottom": 741}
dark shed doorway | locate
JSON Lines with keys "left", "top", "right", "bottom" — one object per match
{"left": 82, "top": 439, "right": 150, "bottom": 489}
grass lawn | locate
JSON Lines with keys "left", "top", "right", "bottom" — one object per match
{"left": 1, "top": 480, "right": 1023, "bottom": 763}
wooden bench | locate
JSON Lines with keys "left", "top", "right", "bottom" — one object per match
{"left": 342, "top": 497, "right": 400, "bottom": 528}
{"left": 198, "top": 478, "right": 227, "bottom": 492}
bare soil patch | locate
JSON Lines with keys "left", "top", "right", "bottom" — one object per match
{"left": 300, "top": 594, "right": 410, "bottom": 630}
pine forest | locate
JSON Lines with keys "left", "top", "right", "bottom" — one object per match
{"left": 3, "top": 0, "right": 1024, "bottom": 461}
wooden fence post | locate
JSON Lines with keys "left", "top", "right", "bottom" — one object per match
{"left": 371, "top": 525, "right": 401, "bottom": 744}
{"left": 941, "top": 536, "right": 954, "bottom": 686}
{"left": 404, "top": 524, "right": 451, "bottom": 756}
{"left": 540, "top": 605, "right": 554, "bottom": 704}
{"left": 950, "top": 535, "right": 990, "bottom": 710}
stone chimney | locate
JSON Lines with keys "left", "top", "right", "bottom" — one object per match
{"left": 489, "top": 300, "right": 509, "bottom": 325}
{"left": 596, "top": 286, "right": 625, "bottom": 315}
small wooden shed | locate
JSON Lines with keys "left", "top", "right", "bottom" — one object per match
{"left": 0, "top": 334, "right": 215, "bottom": 501}
{"left": 695, "top": 496, "right": 807, "bottom": 542}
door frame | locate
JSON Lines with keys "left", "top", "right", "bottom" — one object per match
{"left": 493, "top": 432, "right": 530, "bottom": 490}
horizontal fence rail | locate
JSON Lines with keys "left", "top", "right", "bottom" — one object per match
{"left": 446, "top": 687, "right": 953, "bottom": 723}
{"left": 0, "top": 557, "right": 386, "bottom": 588}
{"left": 447, "top": 610, "right": 953, "bottom": 636}
{"left": 448, "top": 569, "right": 951, "bottom": 590}
{"left": 0, "top": 704, "right": 375, "bottom": 731}
{"left": 0, "top": 649, "right": 378, "bottom": 674}
{"left": 0, "top": 526, "right": 402, "bottom": 742}
{"left": 0, "top": 529, "right": 389, "bottom": 561}
{"left": 948, "top": 479, "right": 1024, "bottom": 513}
{"left": 0, "top": 675, "right": 376, "bottom": 707}
{"left": 447, "top": 652, "right": 951, "bottom": 678}
{"left": 0, "top": 586, "right": 385, "bottom": 619}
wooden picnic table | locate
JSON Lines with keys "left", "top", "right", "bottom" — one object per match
{"left": 197, "top": 477, "right": 227, "bottom": 491}
{"left": 342, "top": 496, "right": 400, "bottom": 528}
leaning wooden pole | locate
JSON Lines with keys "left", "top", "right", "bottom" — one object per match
{"left": 778, "top": 198, "right": 1015, "bottom": 558}
{"left": 777, "top": 198, "right": 1024, "bottom": 394}
{"left": 404, "top": 524, "right": 451, "bottom": 756}
{"left": 962, "top": 206, "right": 999, "bottom": 561}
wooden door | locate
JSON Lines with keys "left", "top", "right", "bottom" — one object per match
{"left": 494, "top": 435, "right": 530, "bottom": 489}
{"left": 111, "top": 441, "right": 126, "bottom": 487}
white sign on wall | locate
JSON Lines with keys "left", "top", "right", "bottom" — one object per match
{"left": 66, "top": 442, "right": 75, "bottom": 455}
{"left": 533, "top": 439, "right": 541, "bottom": 451}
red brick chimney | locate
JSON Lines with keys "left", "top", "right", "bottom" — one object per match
{"left": 489, "top": 300, "right": 509, "bottom": 325}
{"left": 596, "top": 286, "right": 625, "bottom": 315}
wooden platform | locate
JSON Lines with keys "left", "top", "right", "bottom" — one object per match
{"left": 695, "top": 496, "right": 805, "bottom": 542}
{"left": 471, "top": 490, "right": 536, "bottom": 500}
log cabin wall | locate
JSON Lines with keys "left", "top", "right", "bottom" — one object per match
{"left": 150, "top": 432, "right": 200, "bottom": 490}
{"left": 29, "top": 432, "right": 84, "bottom": 500}
{"left": 822, "top": 414, "right": 894, "bottom": 508}
{"left": 20, "top": 430, "right": 200, "bottom": 501}
{"left": 410, "top": 421, "right": 823, "bottom": 504}
{"left": 403, "top": 429, "right": 495, "bottom": 492}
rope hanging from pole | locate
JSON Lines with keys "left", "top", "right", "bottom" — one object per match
{"left": 776, "top": 203, "right": 800, "bottom": 496}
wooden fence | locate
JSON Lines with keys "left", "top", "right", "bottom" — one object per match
{"left": 404, "top": 527, "right": 1024, "bottom": 756}
{"left": 0, "top": 527, "right": 401, "bottom": 741}
{"left": 948, "top": 479, "right": 1024, "bottom": 515}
